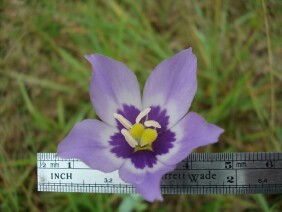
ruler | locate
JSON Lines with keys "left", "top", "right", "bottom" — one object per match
{"left": 37, "top": 152, "right": 282, "bottom": 194}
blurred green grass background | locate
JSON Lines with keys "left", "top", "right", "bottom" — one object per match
{"left": 1, "top": 0, "right": 282, "bottom": 211}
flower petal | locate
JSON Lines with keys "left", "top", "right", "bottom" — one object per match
{"left": 119, "top": 158, "right": 176, "bottom": 202}
{"left": 57, "top": 119, "right": 124, "bottom": 173}
{"left": 85, "top": 54, "right": 142, "bottom": 126}
{"left": 142, "top": 48, "right": 197, "bottom": 127}
{"left": 156, "top": 112, "right": 224, "bottom": 165}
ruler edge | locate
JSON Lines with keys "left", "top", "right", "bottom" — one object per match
{"left": 37, "top": 152, "right": 282, "bottom": 161}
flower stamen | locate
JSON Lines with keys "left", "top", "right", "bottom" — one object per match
{"left": 114, "top": 108, "right": 162, "bottom": 151}
{"left": 114, "top": 113, "right": 132, "bottom": 129}
{"left": 135, "top": 108, "right": 151, "bottom": 123}
{"left": 144, "top": 120, "right": 161, "bottom": 129}
{"left": 121, "top": 129, "right": 138, "bottom": 147}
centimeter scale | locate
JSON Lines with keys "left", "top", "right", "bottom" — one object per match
{"left": 37, "top": 152, "right": 282, "bottom": 195}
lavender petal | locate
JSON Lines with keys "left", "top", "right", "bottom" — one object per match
{"left": 156, "top": 112, "right": 224, "bottom": 165}
{"left": 143, "top": 48, "right": 197, "bottom": 127}
{"left": 85, "top": 54, "right": 142, "bottom": 126}
{"left": 57, "top": 119, "right": 124, "bottom": 172}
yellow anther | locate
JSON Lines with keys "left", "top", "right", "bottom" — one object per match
{"left": 140, "top": 128, "right": 158, "bottom": 147}
{"left": 129, "top": 123, "right": 145, "bottom": 140}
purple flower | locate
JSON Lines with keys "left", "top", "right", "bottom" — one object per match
{"left": 57, "top": 48, "right": 224, "bottom": 202}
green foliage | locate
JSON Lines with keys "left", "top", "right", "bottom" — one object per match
{"left": 1, "top": 0, "right": 282, "bottom": 211}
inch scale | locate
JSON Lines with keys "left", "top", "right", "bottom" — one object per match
{"left": 37, "top": 152, "right": 282, "bottom": 195}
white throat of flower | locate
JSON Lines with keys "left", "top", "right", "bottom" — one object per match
{"left": 114, "top": 107, "right": 161, "bottom": 150}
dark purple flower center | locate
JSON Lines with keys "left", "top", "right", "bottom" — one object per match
{"left": 109, "top": 104, "right": 175, "bottom": 169}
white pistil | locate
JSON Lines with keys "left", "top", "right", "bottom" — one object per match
{"left": 113, "top": 113, "right": 132, "bottom": 129}
{"left": 121, "top": 129, "right": 138, "bottom": 148}
{"left": 135, "top": 108, "right": 151, "bottom": 123}
{"left": 144, "top": 120, "right": 161, "bottom": 128}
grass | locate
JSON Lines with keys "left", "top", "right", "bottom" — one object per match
{"left": 1, "top": 0, "right": 282, "bottom": 211}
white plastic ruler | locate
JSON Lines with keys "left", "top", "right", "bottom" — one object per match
{"left": 37, "top": 152, "right": 282, "bottom": 194}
